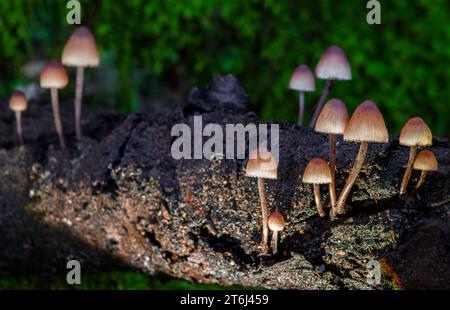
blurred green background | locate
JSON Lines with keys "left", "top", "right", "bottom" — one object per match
{"left": 0, "top": 0, "right": 449, "bottom": 134}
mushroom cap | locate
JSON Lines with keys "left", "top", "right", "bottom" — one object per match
{"left": 9, "top": 90, "right": 28, "bottom": 112}
{"left": 40, "top": 60, "right": 69, "bottom": 89}
{"left": 303, "top": 158, "right": 332, "bottom": 184}
{"left": 289, "top": 64, "right": 316, "bottom": 92}
{"left": 62, "top": 26, "right": 100, "bottom": 67}
{"left": 413, "top": 150, "right": 438, "bottom": 171}
{"left": 343, "top": 100, "right": 389, "bottom": 143}
{"left": 399, "top": 117, "right": 432, "bottom": 147}
{"left": 245, "top": 147, "right": 278, "bottom": 179}
{"left": 268, "top": 211, "right": 285, "bottom": 232}
{"left": 315, "top": 45, "right": 352, "bottom": 81}
{"left": 314, "top": 98, "right": 349, "bottom": 135}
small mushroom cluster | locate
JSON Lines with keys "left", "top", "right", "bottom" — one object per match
{"left": 7, "top": 26, "right": 99, "bottom": 149}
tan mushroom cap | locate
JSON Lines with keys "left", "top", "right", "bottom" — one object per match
{"left": 413, "top": 150, "right": 438, "bottom": 171}
{"left": 315, "top": 45, "right": 352, "bottom": 81}
{"left": 344, "top": 100, "right": 389, "bottom": 143}
{"left": 245, "top": 147, "right": 278, "bottom": 179}
{"left": 62, "top": 26, "right": 100, "bottom": 67}
{"left": 303, "top": 158, "right": 332, "bottom": 184}
{"left": 268, "top": 211, "right": 285, "bottom": 232}
{"left": 9, "top": 90, "right": 28, "bottom": 112}
{"left": 399, "top": 117, "right": 432, "bottom": 147}
{"left": 40, "top": 60, "right": 69, "bottom": 89}
{"left": 315, "top": 98, "right": 349, "bottom": 135}
{"left": 289, "top": 64, "right": 316, "bottom": 92}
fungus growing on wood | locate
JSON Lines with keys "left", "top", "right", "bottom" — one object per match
{"left": 412, "top": 149, "right": 438, "bottom": 194}
{"left": 303, "top": 158, "right": 332, "bottom": 217}
{"left": 336, "top": 100, "right": 388, "bottom": 214}
{"left": 9, "top": 90, "right": 28, "bottom": 145}
{"left": 246, "top": 147, "right": 278, "bottom": 254}
{"left": 289, "top": 64, "right": 316, "bottom": 126}
{"left": 399, "top": 117, "right": 432, "bottom": 195}
{"left": 268, "top": 211, "right": 285, "bottom": 254}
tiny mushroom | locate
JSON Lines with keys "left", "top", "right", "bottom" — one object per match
{"left": 268, "top": 211, "right": 285, "bottom": 255}
{"left": 336, "top": 100, "right": 388, "bottom": 214}
{"left": 399, "top": 117, "right": 432, "bottom": 195}
{"left": 412, "top": 149, "right": 438, "bottom": 194}
{"left": 9, "top": 90, "right": 28, "bottom": 145}
{"left": 62, "top": 26, "right": 100, "bottom": 140}
{"left": 310, "top": 45, "right": 351, "bottom": 128}
{"left": 289, "top": 64, "right": 316, "bottom": 126}
{"left": 246, "top": 147, "right": 278, "bottom": 254}
{"left": 40, "top": 60, "right": 69, "bottom": 150}
{"left": 303, "top": 158, "right": 332, "bottom": 218}
{"left": 314, "top": 98, "right": 349, "bottom": 218}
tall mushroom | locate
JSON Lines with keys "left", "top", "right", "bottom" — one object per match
{"left": 246, "top": 147, "right": 278, "bottom": 254}
{"left": 336, "top": 100, "right": 388, "bottom": 214}
{"left": 62, "top": 26, "right": 100, "bottom": 140}
{"left": 314, "top": 98, "right": 349, "bottom": 218}
{"left": 40, "top": 60, "right": 69, "bottom": 151}
{"left": 399, "top": 117, "right": 432, "bottom": 195}
{"left": 412, "top": 150, "right": 438, "bottom": 194}
{"left": 303, "top": 158, "right": 332, "bottom": 218}
{"left": 310, "top": 45, "right": 351, "bottom": 128}
{"left": 268, "top": 211, "right": 285, "bottom": 255}
{"left": 9, "top": 90, "right": 28, "bottom": 146}
{"left": 288, "top": 64, "right": 316, "bottom": 126}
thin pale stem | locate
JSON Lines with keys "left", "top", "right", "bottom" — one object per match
{"left": 336, "top": 141, "right": 369, "bottom": 214}
{"left": 310, "top": 80, "right": 333, "bottom": 128}
{"left": 51, "top": 88, "right": 67, "bottom": 151}
{"left": 271, "top": 231, "right": 278, "bottom": 255}
{"left": 413, "top": 170, "right": 428, "bottom": 194}
{"left": 258, "top": 177, "right": 269, "bottom": 254}
{"left": 313, "top": 184, "right": 326, "bottom": 217}
{"left": 298, "top": 91, "right": 305, "bottom": 126}
{"left": 400, "top": 146, "right": 417, "bottom": 196}
{"left": 15, "top": 111, "right": 24, "bottom": 146}
{"left": 75, "top": 66, "right": 85, "bottom": 140}
{"left": 329, "top": 134, "right": 337, "bottom": 217}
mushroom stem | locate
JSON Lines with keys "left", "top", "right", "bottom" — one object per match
{"left": 310, "top": 80, "right": 333, "bottom": 128}
{"left": 413, "top": 170, "right": 428, "bottom": 194}
{"left": 15, "top": 111, "right": 24, "bottom": 145}
{"left": 313, "top": 184, "right": 326, "bottom": 217}
{"left": 329, "top": 134, "right": 337, "bottom": 215}
{"left": 74, "top": 66, "right": 85, "bottom": 140}
{"left": 336, "top": 141, "right": 369, "bottom": 214}
{"left": 271, "top": 231, "right": 279, "bottom": 254}
{"left": 298, "top": 91, "right": 305, "bottom": 126}
{"left": 400, "top": 146, "right": 417, "bottom": 195}
{"left": 257, "top": 177, "right": 269, "bottom": 253}
{"left": 51, "top": 88, "right": 67, "bottom": 151}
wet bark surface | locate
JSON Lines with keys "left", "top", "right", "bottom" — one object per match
{"left": 0, "top": 75, "right": 449, "bottom": 289}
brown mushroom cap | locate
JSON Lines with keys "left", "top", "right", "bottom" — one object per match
{"left": 62, "top": 26, "right": 100, "bottom": 67}
{"left": 303, "top": 158, "right": 332, "bottom": 184}
{"left": 289, "top": 64, "right": 316, "bottom": 92}
{"left": 314, "top": 98, "right": 349, "bottom": 135}
{"left": 268, "top": 211, "right": 285, "bottom": 232}
{"left": 40, "top": 60, "right": 69, "bottom": 89}
{"left": 343, "top": 100, "right": 389, "bottom": 143}
{"left": 315, "top": 45, "right": 352, "bottom": 81}
{"left": 246, "top": 147, "right": 278, "bottom": 179}
{"left": 399, "top": 117, "right": 432, "bottom": 147}
{"left": 413, "top": 150, "right": 438, "bottom": 171}
{"left": 9, "top": 90, "right": 28, "bottom": 112}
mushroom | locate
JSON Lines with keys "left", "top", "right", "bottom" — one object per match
{"left": 62, "top": 26, "right": 100, "bottom": 140}
{"left": 268, "top": 211, "right": 285, "bottom": 255}
{"left": 246, "top": 147, "right": 278, "bottom": 254}
{"left": 310, "top": 45, "right": 351, "bottom": 128}
{"left": 40, "top": 60, "right": 69, "bottom": 151}
{"left": 303, "top": 158, "right": 332, "bottom": 217}
{"left": 314, "top": 98, "right": 349, "bottom": 218}
{"left": 288, "top": 64, "right": 316, "bottom": 126}
{"left": 399, "top": 117, "right": 432, "bottom": 195}
{"left": 412, "top": 150, "right": 438, "bottom": 194}
{"left": 336, "top": 100, "right": 388, "bottom": 214}
{"left": 9, "top": 90, "right": 28, "bottom": 145}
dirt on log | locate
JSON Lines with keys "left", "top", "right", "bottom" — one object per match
{"left": 0, "top": 76, "right": 449, "bottom": 289}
